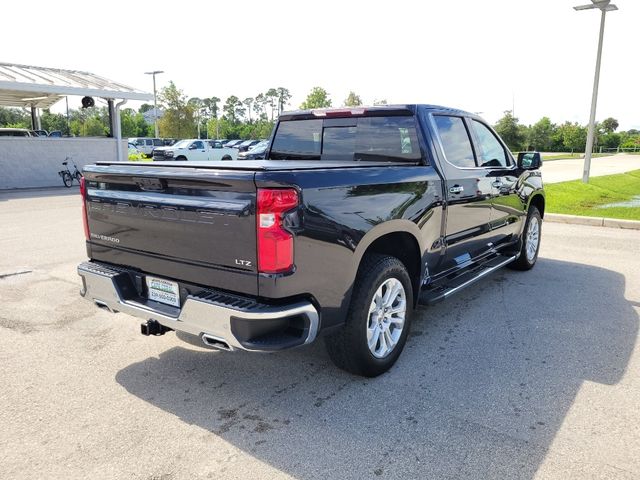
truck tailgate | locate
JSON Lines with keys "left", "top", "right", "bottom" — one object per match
{"left": 82, "top": 164, "right": 258, "bottom": 295}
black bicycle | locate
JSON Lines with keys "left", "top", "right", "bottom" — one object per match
{"left": 58, "top": 157, "right": 82, "bottom": 188}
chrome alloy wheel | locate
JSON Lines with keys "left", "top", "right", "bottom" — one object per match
{"left": 367, "top": 278, "right": 406, "bottom": 358}
{"left": 526, "top": 216, "right": 540, "bottom": 262}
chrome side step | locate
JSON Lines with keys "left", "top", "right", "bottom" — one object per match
{"left": 419, "top": 255, "right": 516, "bottom": 305}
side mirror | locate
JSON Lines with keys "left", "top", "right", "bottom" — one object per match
{"left": 188, "top": 144, "right": 197, "bottom": 150}
{"left": 517, "top": 151, "right": 542, "bottom": 170}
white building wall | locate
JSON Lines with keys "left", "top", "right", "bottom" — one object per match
{"left": 0, "top": 137, "right": 127, "bottom": 189}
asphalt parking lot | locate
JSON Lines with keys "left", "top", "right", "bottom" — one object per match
{"left": 1, "top": 188, "right": 639, "bottom": 480}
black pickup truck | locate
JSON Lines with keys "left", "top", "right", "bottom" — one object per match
{"left": 78, "top": 105, "right": 544, "bottom": 377}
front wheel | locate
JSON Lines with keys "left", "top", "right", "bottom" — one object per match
{"left": 509, "top": 206, "right": 542, "bottom": 271}
{"left": 74, "top": 171, "right": 82, "bottom": 183}
{"left": 61, "top": 171, "right": 73, "bottom": 188}
{"left": 325, "top": 254, "right": 413, "bottom": 377}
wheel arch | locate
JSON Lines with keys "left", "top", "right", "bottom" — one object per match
{"left": 351, "top": 221, "right": 424, "bottom": 307}
{"left": 529, "top": 193, "right": 545, "bottom": 218}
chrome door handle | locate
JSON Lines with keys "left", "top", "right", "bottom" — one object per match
{"left": 449, "top": 185, "right": 464, "bottom": 194}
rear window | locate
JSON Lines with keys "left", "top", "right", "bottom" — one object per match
{"left": 270, "top": 116, "right": 421, "bottom": 161}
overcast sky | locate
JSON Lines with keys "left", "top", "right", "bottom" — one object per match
{"left": 3, "top": 0, "right": 638, "bottom": 129}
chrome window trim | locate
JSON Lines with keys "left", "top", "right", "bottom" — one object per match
{"left": 428, "top": 113, "right": 517, "bottom": 172}
{"left": 468, "top": 118, "right": 515, "bottom": 169}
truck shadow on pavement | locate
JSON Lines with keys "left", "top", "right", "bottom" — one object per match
{"left": 116, "top": 258, "right": 638, "bottom": 479}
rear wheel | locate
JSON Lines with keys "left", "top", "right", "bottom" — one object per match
{"left": 61, "top": 171, "right": 73, "bottom": 188}
{"left": 509, "top": 206, "right": 542, "bottom": 271}
{"left": 325, "top": 254, "right": 413, "bottom": 377}
{"left": 221, "top": 155, "right": 232, "bottom": 161}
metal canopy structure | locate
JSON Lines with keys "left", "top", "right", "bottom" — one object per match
{"left": 0, "top": 62, "right": 153, "bottom": 161}
{"left": 0, "top": 62, "right": 153, "bottom": 108}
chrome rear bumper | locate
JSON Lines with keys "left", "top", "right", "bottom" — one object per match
{"left": 77, "top": 261, "right": 319, "bottom": 352}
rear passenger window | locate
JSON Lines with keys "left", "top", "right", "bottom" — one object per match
{"left": 471, "top": 120, "right": 509, "bottom": 167}
{"left": 146, "top": 139, "right": 153, "bottom": 146}
{"left": 433, "top": 116, "right": 476, "bottom": 168}
{"left": 153, "top": 139, "right": 163, "bottom": 146}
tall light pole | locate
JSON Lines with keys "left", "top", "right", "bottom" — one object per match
{"left": 573, "top": 0, "right": 618, "bottom": 183}
{"left": 144, "top": 70, "right": 164, "bottom": 138}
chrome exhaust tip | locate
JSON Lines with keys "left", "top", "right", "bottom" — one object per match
{"left": 201, "top": 333, "right": 233, "bottom": 352}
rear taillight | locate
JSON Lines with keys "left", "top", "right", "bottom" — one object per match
{"left": 80, "top": 177, "right": 89, "bottom": 241}
{"left": 256, "top": 188, "right": 298, "bottom": 273}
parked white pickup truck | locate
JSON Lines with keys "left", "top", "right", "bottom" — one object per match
{"left": 152, "top": 139, "right": 238, "bottom": 161}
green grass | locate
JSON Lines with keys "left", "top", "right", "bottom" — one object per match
{"left": 546, "top": 169, "right": 640, "bottom": 220}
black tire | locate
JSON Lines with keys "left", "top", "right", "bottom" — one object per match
{"left": 74, "top": 171, "right": 82, "bottom": 183}
{"left": 61, "top": 171, "right": 73, "bottom": 188}
{"left": 509, "top": 206, "right": 542, "bottom": 271}
{"left": 222, "top": 155, "right": 232, "bottom": 161}
{"left": 175, "top": 156, "right": 187, "bottom": 161}
{"left": 325, "top": 254, "right": 413, "bottom": 377}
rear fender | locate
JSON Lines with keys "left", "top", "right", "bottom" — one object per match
{"left": 348, "top": 220, "right": 425, "bottom": 303}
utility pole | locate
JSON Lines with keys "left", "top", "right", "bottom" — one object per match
{"left": 573, "top": 0, "right": 618, "bottom": 183}
{"left": 145, "top": 70, "right": 164, "bottom": 138}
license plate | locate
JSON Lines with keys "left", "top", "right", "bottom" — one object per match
{"left": 145, "top": 276, "right": 180, "bottom": 307}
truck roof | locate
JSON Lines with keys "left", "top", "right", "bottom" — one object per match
{"left": 279, "top": 104, "right": 473, "bottom": 121}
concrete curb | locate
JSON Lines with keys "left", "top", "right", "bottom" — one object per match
{"left": 545, "top": 213, "right": 640, "bottom": 230}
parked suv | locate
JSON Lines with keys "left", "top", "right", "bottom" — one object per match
{"left": 0, "top": 128, "right": 32, "bottom": 137}
{"left": 129, "top": 138, "right": 164, "bottom": 157}
{"left": 238, "top": 140, "right": 269, "bottom": 160}
{"left": 236, "top": 139, "right": 261, "bottom": 152}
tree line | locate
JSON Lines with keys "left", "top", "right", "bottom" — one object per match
{"left": 493, "top": 111, "right": 639, "bottom": 153}
{"left": 153, "top": 82, "right": 294, "bottom": 140}
{"left": 0, "top": 84, "right": 382, "bottom": 140}
{"left": 1, "top": 84, "right": 638, "bottom": 151}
